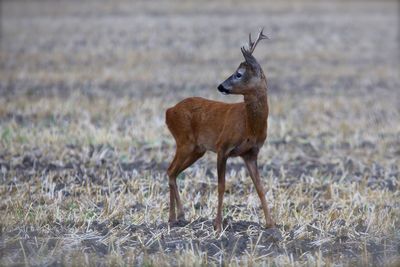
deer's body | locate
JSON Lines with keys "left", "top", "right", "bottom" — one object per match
{"left": 166, "top": 29, "right": 276, "bottom": 233}
{"left": 166, "top": 94, "right": 268, "bottom": 157}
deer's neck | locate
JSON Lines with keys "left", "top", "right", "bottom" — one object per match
{"left": 244, "top": 85, "right": 268, "bottom": 138}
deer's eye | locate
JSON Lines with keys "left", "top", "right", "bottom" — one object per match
{"left": 235, "top": 72, "right": 242, "bottom": 78}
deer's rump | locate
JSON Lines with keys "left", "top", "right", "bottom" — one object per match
{"left": 166, "top": 97, "right": 245, "bottom": 152}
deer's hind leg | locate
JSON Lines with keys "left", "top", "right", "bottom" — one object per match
{"left": 167, "top": 144, "right": 205, "bottom": 223}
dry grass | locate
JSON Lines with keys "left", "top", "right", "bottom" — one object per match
{"left": 1, "top": 0, "right": 399, "bottom": 266}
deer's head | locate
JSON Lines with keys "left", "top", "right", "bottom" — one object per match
{"left": 218, "top": 29, "right": 269, "bottom": 95}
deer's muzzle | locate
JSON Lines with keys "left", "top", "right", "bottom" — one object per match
{"left": 218, "top": 84, "right": 230, "bottom": 95}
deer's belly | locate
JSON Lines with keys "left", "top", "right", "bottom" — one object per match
{"left": 227, "top": 139, "right": 263, "bottom": 157}
{"left": 197, "top": 133, "right": 218, "bottom": 153}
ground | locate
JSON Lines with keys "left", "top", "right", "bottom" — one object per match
{"left": 0, "top": 0, "right": 399, "bottom": 266}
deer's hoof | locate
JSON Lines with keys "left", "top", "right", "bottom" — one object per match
{"left": 168, "top": 214, "right": 177, "bottom": 224}
{"left": 169, "top": 219, "right": 189, "bottom": 227}
{"left": 213, "top": 220, "right": 222, "bottom": 234}
{"left": 265, "top": 220, "right": 277, "bottom": 229}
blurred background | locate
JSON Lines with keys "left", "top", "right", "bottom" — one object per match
{"left": 1, "top": 0, "right": 399, "bottom": 100}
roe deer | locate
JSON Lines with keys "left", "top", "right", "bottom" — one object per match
{"left": 166, "top": 29, "right": 275, "bottom": 233}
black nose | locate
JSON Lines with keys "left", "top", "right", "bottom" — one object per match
{"left": 218, "top": 84, "right": 225, "bottom": 92}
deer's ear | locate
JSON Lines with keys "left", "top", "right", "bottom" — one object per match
{"left": 241, "top": 47, "right": 261, "bottom": 74}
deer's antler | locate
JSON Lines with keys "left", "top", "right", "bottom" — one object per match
{"left": 246, "top": 28, "right": 269, "bottom": 54}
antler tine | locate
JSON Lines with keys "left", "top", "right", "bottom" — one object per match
{"left": 248, "top": 33, "right": 254, "bottom": 51}
{"left": 249, "top": 27, "right": 269, "bottom": 54}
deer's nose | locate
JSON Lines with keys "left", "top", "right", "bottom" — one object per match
{"left": 218, "top": 84, "right": 230, "bottom": 95}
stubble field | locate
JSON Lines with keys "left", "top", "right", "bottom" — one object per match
{"left": 0, "top": 0, "right": 399, "bottom": 266}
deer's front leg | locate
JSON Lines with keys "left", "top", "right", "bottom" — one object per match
{"left": 214, "top": 152, "right": 227, "bottom": 234}
{"left": 243, "top": 152, "right": 276, "bottom": 228}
